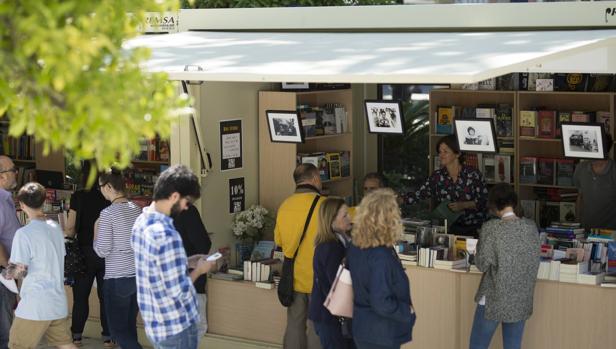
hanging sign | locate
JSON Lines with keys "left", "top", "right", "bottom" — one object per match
{"left": 229, "top": 177, "right": 245, "bottom": 214}
{"left": 220, "top": 119, "right": 243, "bottom": 171}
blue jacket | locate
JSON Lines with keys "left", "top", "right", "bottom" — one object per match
{"left": 308, "top": 239, "right": 346, "bottom": 325}
{"left": 347, "top": 244, "right": 415, "bottom": 347}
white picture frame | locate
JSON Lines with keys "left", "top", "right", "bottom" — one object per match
{"left": 561, "top": 122, "right": 605, "bottom": 159}
{"left": 364, "top": 100, "right": 405, "bottom": 135}
{"left": 454, "top": 119, "right": 498, "bottom": 153}
{"left": 266, "top": 110, "right": 304, "bottom": 143}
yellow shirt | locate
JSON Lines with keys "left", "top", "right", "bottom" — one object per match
{"left": 274, "top": 192, "right": 324, "bottom": 294}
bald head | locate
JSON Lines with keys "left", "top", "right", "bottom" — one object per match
{"left": 293, "top": 163, "right": 321, "bottom": 191}
{"left": 0, "top": 156, "right": 16, "bottom": 190}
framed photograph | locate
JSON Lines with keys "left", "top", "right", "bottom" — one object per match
{"left": 561, "top": 122, "right": 606, "bottom": 159}
{"left": 454, "top": 119, "right": 498, "bottom": 153}
{"left": 265, "top": 110, "right": 304, "bottom": 143}
{"left": 364, "top": 100, "right": 405, "bottom": 134}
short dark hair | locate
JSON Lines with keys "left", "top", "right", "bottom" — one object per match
{"left": 488, "top": 183, "right": 518, "bottom": 212}
{"left": 17, "top": 182, "right": 46, "bottom": 209}
{"left": 436, "top": 135, "right": 464, "bottom": 165}
{"left": 153, "top": 165, "right": 201, "bottom": 201}
{"left": 467, "top": 127, "right": 475, "bottom": 133}
{"left": 293, "top": 163, "right": 319, "bottom": 185}
{"left": 99, "top": 168, "right": 125, "bottom": 193}
{"left": 363, "top": 172, "right": 386, "bottom": 187}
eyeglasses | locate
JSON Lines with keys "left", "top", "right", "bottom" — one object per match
{"left": 98, "top": 182, "right": 107, "bottom": 188}
{"left": 0, "top": 167, "right": 17, "bottom": 174}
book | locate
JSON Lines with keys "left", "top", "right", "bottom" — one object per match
{"left": 465, "top": 153, "right": 480, "bottom": 170}
{"left": 494, "top": 155, "right": 511, "bottom": 184}
{"left": 250, "top": 240, "right": 275, "bottom": 261}
{"left": 555, "top": 111, "right": 571, "bottom": 139}
{"left": 210, "top": 272, "right": 243, "bottom": 281}
{"left": 535, "top": 78, "right": 554, "bottom": 91}
{"left": 255, "top": 281, "right": 274, "bottom": 289}
{"left": 476, "top": 107, "right": 495, "bottom": 121}
{"left": 571, "top": 111, "right": 591, "bottom": 123}
{"left": 481, "top": 154, "right": 495, "bottom": 183}
{"left": 556, "top": 159, "right": 575, "bottom": 187}
{"left": 498, "top": 138, "right": 514, "bottom": 154}
{"left": 326, "top": 152, "right": 342, "bottom": 179}
{"left": 554, "top": 73, "right": 587, "bottom": 92}
{"left": 596, "top": 111, "right": 612, "bottom": 136}
{"left": 586, "top": 74, "right": 613, "bottom": 92}
{"left": 519, "top": 111, "right": 537, "bottom": 137}
{"left": 436, "top": 106, "right": 454, "bottom": 134}
{"left": 537, "top": 110, "right": 556, "bottom": 138}
{"left": 537, "top": 158, "right": 555, "bottom": 185}
{"left": 495, "top": 105, "right": 513, "bottom": 137}
{"left": 519, "top": 157, "right": 537, "bottom": 184}
{"left": 340, "top": 151, "right": 351, "bottom": 177}
{"left": 559, "top": 202, "right": 576, "bottom": 223}
{"left": 432, "top": 200, "right": 462, "bottom": 228}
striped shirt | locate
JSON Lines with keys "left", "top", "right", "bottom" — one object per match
{"left": 94, "top": 201, "right": 142, "bottom": 279}
{"left": 131, "top": 205, "right": 199, "bottom": 343}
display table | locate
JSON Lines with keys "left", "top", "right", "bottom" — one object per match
{"left": 67, "top": 265, "right": 616, "bottom": 349}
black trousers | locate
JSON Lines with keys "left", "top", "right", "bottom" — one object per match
{"left": 70, "top": 247, "right": 110, "bottom": 339}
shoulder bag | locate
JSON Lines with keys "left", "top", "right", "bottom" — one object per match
{"left": 323, "top": 258, "right": 353, "bottom": 318}
{"left": 277, "top": 194, "right": 320, "bottom": 307}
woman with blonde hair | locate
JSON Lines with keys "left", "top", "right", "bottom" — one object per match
{"left": 308, "top": 197, "right": 355, "bottom": 349}
{"left": 347, "top": 188, "right": 416, "bottom": 349}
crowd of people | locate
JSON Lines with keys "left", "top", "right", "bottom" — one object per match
{"left": 1, "top": 128, "right": 613, "bottom": 349}
{"left": 0, "top": 160, "right": 214, "bottom": 349}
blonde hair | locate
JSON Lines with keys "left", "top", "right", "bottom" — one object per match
{"left": 315, "top": 197, "right": 346, "bottom": 246}
{"left": 352, "top": 188, "right": 403, "bottom": 249}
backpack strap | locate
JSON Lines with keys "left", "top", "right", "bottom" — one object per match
{"left": 292, "top": 194, "right": 320, "bottom": 259}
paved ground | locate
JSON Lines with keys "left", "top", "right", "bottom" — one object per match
{"left": 38, "top": 337, "right": 119, "bottom": 348}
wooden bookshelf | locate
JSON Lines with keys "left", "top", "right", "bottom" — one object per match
{"left": 258, "top": 89, "right": 354, "bottom": 213}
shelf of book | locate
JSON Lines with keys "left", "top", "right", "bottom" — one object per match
{"left": 259, "top": 89, "right": 354, "bottom": 212}
{"left": 518, "top": 137, "right": 563, "bottom": 142}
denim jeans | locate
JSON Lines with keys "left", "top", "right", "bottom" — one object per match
{"left": 151, "top": 322, "right": 199, "bottom": 349}
{"left": 469, "top": 305, "right": 526, "bottom": 349}
{"left": 103, "top": 277, "right": 142, "bottom": 349}
{"left": 0, "top": 282, "right": 17, "bottom": 349}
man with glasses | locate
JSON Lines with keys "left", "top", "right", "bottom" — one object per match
{"left": 0, "top": 155, "right": 21, "bottom": 349}
{"left": 131, "top": 165, "right": 216, "bottom": 349}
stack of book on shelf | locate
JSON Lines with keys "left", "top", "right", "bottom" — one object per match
{"left": 297, "top": 151, "right": 351, "bottom": 181}
{"left": 298, "top": 103, "right": 348, "bottom": 137}
{"left": 519, "top": 157, "right": 576, "bottom": 187}
{"left": 136, "top": 136, "right": 170, "bottom": 162}
{"left": 435, "top": 104, "right": 512, "bottom": 137}
{"left": 519, "top": 109, "right": 612, "bottom": 138}
{"left": 559, "top": 259, "right": 588, "bottom": 283}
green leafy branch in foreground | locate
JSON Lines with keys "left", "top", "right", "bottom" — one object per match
{"left": 0, "top": 0, "right": 189, "bottom": 184}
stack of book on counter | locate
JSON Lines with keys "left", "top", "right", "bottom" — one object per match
{"left": 210, "top": 268, "right": 244, "bottom": 281}
{"left": 417, "top": 246, "right": 448, "bottom": 268}
{"left": 243, "top": 258, "right": 282, "bottom": 289}
{"left": 433, "top": 258, "right": 467, "bottom": 270}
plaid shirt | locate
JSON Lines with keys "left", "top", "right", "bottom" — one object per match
{"left": 131, "top": 206, "right": 199, "bottom": 342}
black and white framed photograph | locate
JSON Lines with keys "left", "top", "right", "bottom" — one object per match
{"left": 454, "top": 119, "right": 498, "bottom": 153}
{"left": 561, "top": 122, "right": 606, "bottom": 159}
{"left": 364, "top": 100, "right": 405, "bottom": 134}
{"left": 266, "top": 110, "right": 304, "bottom": 143}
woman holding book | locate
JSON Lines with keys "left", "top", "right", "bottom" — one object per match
{"left": 308, "top": 197, "right": 355, "bottom": 349}
{"left": 403, "top": 135, "right": 488, "bottom": 237}
{"left": 469, "top": 183, "right": 540, "bottom": 349}
{"left": 347, "top": 189, "right": 416, "bottom": 349}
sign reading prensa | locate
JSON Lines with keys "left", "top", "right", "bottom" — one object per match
{"left": 142, "top": 12, "right": 179, "bottom": 33}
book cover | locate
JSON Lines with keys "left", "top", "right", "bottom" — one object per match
{"left": 495, "top": 105, "right": 513, "bottom": 137}
{"left": 556, "top": 111, "right": 571, "bottom": 138}
{"left": 321, "top": 110, "right": 337, "bottom": 135}
{"left": 481, "top": 154, "right": 495, "bottom": 183}
{"left": 556, "top": 159, "right": 575, "bottom": 187}
{"left": 300, "top": 111, "right": 317, "bottom": 137}
{"left": 537, "top": 110, "right": 556, "bottom": 138}
{"left": 465, "top": 153, "right": 479, "bottom": 170}
{"left": 596, "top": 111, "right": 612, "bottom": 136}
{"left": 460, "top": 107, "right": 476, "bottom": 119}
{"left": 519, "top": 157, "right": 537, "bottom": 184}
{"left": 475, "top": 107, "right": 495, "bottom": 121}
{"left": 559, "top": 202, "right": 576, "bottom": 223}
{"left": 494, "top": 155, "right": 511, "bottom": 184}
{"left": 586, "top": 74, "right": 613, "bottom": 92}
{"left": 250, "top": 241, "right": 275, "bottom": 261}
{"left": 537, "top": 158, "right": 555, "bottom": 185}
{"left": 436, "top": 106, "right": 454, "bottom": 135}
{"left": 535, "top": 78, "right": 554, "bottom": 91}
{"left": 498, "top": 139, "right": 514, "bottom": 154}
{"left": 326, "top": 152, "right": 342, "bottom": 179}
{"left": 519, "top": 111, "right": 537, "bottom": 137}
{"left": 496, "top": 73, "right": 519, "bottom": 91}
{"left": 571, "top": 111, "right": 591, "bottom": 123}
{"left": 340, "top": 151, "right": 351, "bottom": 177}
{"left": 554, "top": 73, "right": 587, "bottom": 92}
{"left": 607, "top": 241, "right": 616, "bottom": 274}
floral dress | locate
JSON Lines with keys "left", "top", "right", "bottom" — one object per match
{"left": 406, "top": 165, "right": 488, "bottom": 227}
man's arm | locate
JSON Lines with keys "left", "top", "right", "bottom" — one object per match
{"left": 65, "top": 209, "right": 77, "bottom": 237}
{"left": 2, "top": 262, "right": 27, "bottom": 280}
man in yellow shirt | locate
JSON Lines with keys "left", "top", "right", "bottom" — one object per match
{"left": 274, "top": 163, "right": 324, "bottom": 349}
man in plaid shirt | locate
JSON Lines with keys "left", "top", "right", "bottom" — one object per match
{"left": 132, "top": 165, "right": 216, "bottom": 349}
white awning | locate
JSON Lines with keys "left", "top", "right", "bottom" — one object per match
{"left": 125, "top": 30, "right": 616, "bottom": 84}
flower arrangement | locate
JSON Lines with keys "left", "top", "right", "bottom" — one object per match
{"left": 231, "top": 205, "right": 271, "bottom": 242}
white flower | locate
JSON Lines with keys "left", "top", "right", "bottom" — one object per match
{"left": 231, "top": 204, "right": 270, "bottom": 240}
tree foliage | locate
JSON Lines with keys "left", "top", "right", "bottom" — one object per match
{"left": 181, "top": 0, "right": 398, "bottom": 8}
{"left": 0, "top": 0, "right": 189, "bottom": 180}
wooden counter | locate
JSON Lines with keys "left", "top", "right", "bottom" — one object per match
{"left": 68, "top": 265, "right": 616, "bottom": 348}
{"left": 204, "top": 265, "right": 616, "bottom": 349}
